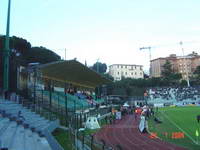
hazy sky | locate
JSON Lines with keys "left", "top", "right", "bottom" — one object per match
{"left": 1, "top": 0, "right": 200, "bottom": 72}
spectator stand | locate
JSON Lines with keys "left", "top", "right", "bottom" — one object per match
{"left": 25, "top": 60, "right": 113, "bottom": 149}
{"left": 147, "top": 86, "right": 200, "bottom": 106}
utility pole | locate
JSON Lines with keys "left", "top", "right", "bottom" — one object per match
{"left": 97, "top": 58, "right": 100, "bottom": 73}
{"left": 180, "top": 41, "right": 190, "bottom": 87}
{"left": 64, "top": 48, "right": 66, "bottom": 60}
{"left": 3, "top": 0, "right": 11, "bottom": 92}
{"left": 139, "top": 47, "right": 152, "bottom": 76}
{"left": 97, "top": 59, "right": 100, "bottom": 98}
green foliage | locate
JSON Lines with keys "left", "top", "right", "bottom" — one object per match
{"left": 161, "top": 60, "right": 182, "bottom": 84}
{"left": 52, "top": 128, "right": 73, "bottom": 150}
{"left": 193, "top": 66, "right": 200, "bottom": 83}
{"left": 25, "top": 46, "right": 61, "bottom": 64}
{"left": 106, "top": 78, "right": 146, "bottom": 96}
{"left": 162, "top": 60, "right": 173, "bottom": 80}
{"left": 180, "top": 80, "right": 187, "bottom": 86}
{"left": 102, "top": 73, "right": 114, "bottom": 81}
{"left": 91, "top": 62, "right": 107, "bottom": 73}
{"left": 0, "top": 35, "right": 61, "bottom": 91}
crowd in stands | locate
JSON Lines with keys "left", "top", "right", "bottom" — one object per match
{"left": 148, "top": 86, "right": 200, "bottom": 102}
{"left": 65, "top": 86, "right": 102, "bottom": 106}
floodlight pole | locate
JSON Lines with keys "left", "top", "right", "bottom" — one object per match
{"left": 3, "top": 0, "right": 11, "bottom": 92}
{"left": 139, "top": 47, "right": 151, "bottom": 76}
{"left": 180, "top": 41, "right": 190, "bottom": 87}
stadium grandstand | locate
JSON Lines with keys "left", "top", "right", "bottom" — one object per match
{"left": 36, "top": 60, "right": 111, "bottom": 112}
{"left": 147, "top": 86, "right": 200, "bottom": 106}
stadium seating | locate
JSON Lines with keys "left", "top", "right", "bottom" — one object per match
{"left": 37, "top": 90, "right": 91, "bottom": 110}
{"left": 148, "top": 86, "right": 200, "bottom": 104}
{"left": 0, "top": 98, "right": 58, "bottom": 150}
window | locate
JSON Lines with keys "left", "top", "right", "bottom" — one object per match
{"left": 118, "top": 72, "right": 120, "bottom": 75}
{"left": 125, "top": 66, "right": 127, "bottom": 69}
{"left": 117, "top": 65, "right": 119, "bottom": 68}
{"left": 135, "top": 72, "right": 137, "bottom": 75}
{"left": 121, "top": 65, "right": 123, "bottom": 68}
{"left": 125, "top": 72, "right": 127, "bottom": 75}
{"left": 131, "top": 73, "right": 133, "bottom": 75}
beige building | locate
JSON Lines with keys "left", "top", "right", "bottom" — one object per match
{"left": 150, "top": 52, "right": 200, "bottom": 79}
{"left": 109, "top": 64, "right": 144, "bottom": 81}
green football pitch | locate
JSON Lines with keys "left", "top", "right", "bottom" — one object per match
{"left": 148, "top": 106, "right": 200, "bottom": 150}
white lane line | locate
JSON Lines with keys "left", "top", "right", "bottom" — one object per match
{"left": 161, "top": 112, "right": 199, "bottom": 145}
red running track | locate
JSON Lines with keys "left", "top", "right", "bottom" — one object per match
{"left": 94, "top": 115, "right": 186, "bottom": 150}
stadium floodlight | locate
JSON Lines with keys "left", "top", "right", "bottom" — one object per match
{"left": 179, "top": 41, "right": 190, "bottom": 87}
{"left": 3, "top": 0, "right": 11, "bottom": 92}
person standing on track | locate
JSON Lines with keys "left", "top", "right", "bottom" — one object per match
{"left": 134, "top": 109, "right": 138, "bottom": 120}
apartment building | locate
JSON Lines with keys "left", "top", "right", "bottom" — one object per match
{"left": 150, "top": 52, "right": 200, "bottom": 79}
{"left": 109, "top": 64, "right": 144, "bottom": 81}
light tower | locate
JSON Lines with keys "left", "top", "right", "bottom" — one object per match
{"left": 179, "top": 41, "right": 190, "bottom": 87}
{"left": 3, "top": 0, "right": 11, "bottom": 92}
{"left": 139, "top": 46, "right": 152, "bottom": 76}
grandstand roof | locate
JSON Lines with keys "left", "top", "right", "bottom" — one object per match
{"left": 38, "top": 60, "right": 112, "bottom": 89}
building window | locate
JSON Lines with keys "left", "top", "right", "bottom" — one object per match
{"left": 125, "top": 66, "right": 127, "bottom": 69}
{"left": 125, "top": 72, "right": 127, "bottom": 75}
{"left": 118, "top": 72, "right": 120, "bottom": 75}
{"left": 118, "top": 65, "right": 119, "bottom": 68}
{"left": 140, "top": 67, "right": 142, "bottom": 70}
{"left": 131, "top": 73, "right": 133, "bottom": 75}
{"left": 121, "top": 65, "right": 123, "bottom": 68}
{"left": 135, "top": 72, "right": 137, "bottom": 75}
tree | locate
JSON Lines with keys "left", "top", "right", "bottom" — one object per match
{"left": 194, "top": 66, "right": 200, "bottom": 83}
{"left": 25, "top": 46, "right": 61, "bottom": 64}
{"left": 0, "top": 36, "right": 61, "bottom": 91}
{"left": 91, "top": 62, "right": 107, "bottom": 74}
{"left": 102, "top": 73, "right": 114, "bottom": 81}
{"left": 161, "top": 60, "right": 182, "bottom": 84}
{"left": 162, "top": 60, "right": 173, "bottom": 80}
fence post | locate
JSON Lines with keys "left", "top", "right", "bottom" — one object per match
{"left": 33, "top": 68, "right": 36, "bottom": 105}
{"left": 64, "top": 83, "right": 68, "bottom": 126}
{"left": 82, "top": 131, "right": 85, "bottom": 149}
{"left": 65, "top": 94, "right": 68, "bottom": 126}
{"left": 90, "top": 134, "right": 94, "bottom": 150}
{"left": 101, "top": 139, "right": 106, "bottom": 150}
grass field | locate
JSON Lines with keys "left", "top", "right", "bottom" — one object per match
{"left": 148, "top": 106, "right": 200, "bottom": 150}
{"left": 52, "top": 128, "right": 74, "bottom": 150}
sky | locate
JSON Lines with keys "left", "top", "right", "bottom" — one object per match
{"left": 1, "top": 0, "right": 200, "bottom": 73}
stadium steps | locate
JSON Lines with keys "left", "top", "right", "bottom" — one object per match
{"left": 0, "top": 121, "right": 18, "bottom": 148}
{"left": 24, "top": 129, "right": 37, "bottom": 150}
{"left": 9, "top": 125, "right": 25, "bottom": 150}
{"left": 0, "top": 116, "right": 53, "bottom": 150}
{"left": 0, "top": 99, "right": 60, "bottom": 150}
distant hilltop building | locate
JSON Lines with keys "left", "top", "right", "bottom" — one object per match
{"left": 109, "top": 64, "right": 144, "bottom": 81}
{"left": 150, "top": 51, "right": 200, "bottom": 79}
